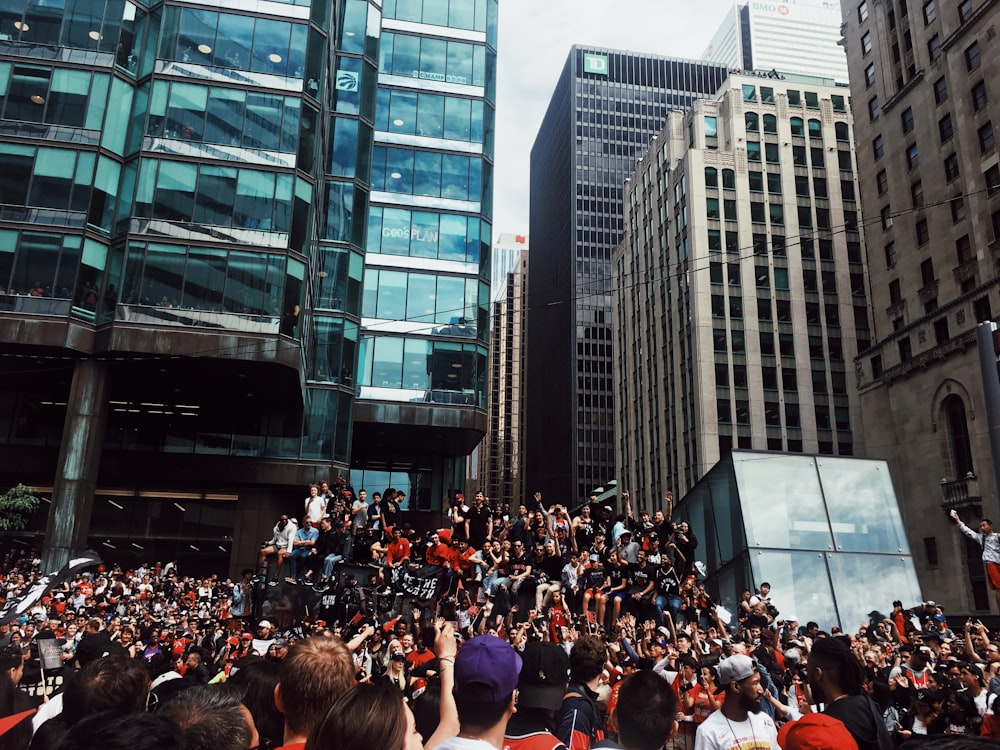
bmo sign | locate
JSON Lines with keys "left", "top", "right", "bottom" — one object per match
{"left": 752, "top": 2, "right": 790, "bottom": 13}
{"left": 583, "top": 53, "right": 608, "bottom": 76}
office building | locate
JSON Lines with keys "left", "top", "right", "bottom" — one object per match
{"left": 614, "top": 74, "right": 869, "bottom": 499}
{"left": 702, "top": 0, "right": 850, "bottom": 83}
{"left": 350, "top": 0, "right": 496, "bottom": 508}
{"left": 490, "top": 232, "right": 526, "bottom": 302}
{"left": 526, "top": 47, "right": 729, "bottom": 504}
{"left": 480, "top": 245, "right": 528, "bottom": 507}
{"left": 0, "top": 0, "right": 495, "bottom": 574}
{"left": 841, "top": 0, "right": 1000, "bottom": 612}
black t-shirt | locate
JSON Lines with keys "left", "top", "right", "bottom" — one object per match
{"left": 824, "top": 695, "right": 893, "bottom": 750}
{"left": 384, "top": 498, "right": 400, "bottom": 527}
{"left": 468, "top": 506, "right": 491, "bottom": 541}
{"left": 606, "top": 566, "right": 626, "bottom": 590}
{"left": 629, "top": 563, "right": 652, "bottom": 594}
{"left": 540, "top": 553, "right": 564, "bottom": 582}
{"left": 583, "top": 566, "right": 605, "bottom": 590}
{"left": 574, "top": 518, "right": 596, "bottom": 550}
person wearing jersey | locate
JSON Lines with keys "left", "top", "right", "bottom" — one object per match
{"left": 571, "top": 506, "right": 596, "bottom": 553}
{"left": 580, "top": 555, "right": 607, "bottom": 628}
{"left": 556, "top": 635, "right": 606, "bottom": 750}
{"left": 504, "top": 642, "right": 570, "bottom": 750}
{"left": 604, "top": 550, "right": 629, "bottom": 625}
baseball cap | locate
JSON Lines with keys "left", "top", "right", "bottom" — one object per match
{"left": 777, "top": 713, "right": 858, "bottom": 750}
{"left": 258, "top": 620, "right": 273, "bottom": 629}
{"left": 717, "top": 654, "right": 756, "bottom": 684}
{"left": 517, "top": 642, "right": 570, "bottom": 711}
{"left": 454, "top": 635, "right": 522, "bottom": 702}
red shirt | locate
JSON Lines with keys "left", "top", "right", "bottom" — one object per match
{"left": 387, "top": 538, "right": 411, "bottom": 565}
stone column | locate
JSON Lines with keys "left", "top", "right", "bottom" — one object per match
{"left": 41, "top": 359, "right": 109, "bottom": 571}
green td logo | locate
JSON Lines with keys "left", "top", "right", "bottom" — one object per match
{"left": 583, "top": 53, "right": 608, "bottom": 75}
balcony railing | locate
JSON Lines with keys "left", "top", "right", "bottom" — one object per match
{"left": 939, "top": 472, "right": 982, "bottom": 510}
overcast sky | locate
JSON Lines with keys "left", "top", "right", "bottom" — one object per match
{"left": 492, "top": 0, "right": 736, "bottom": 237}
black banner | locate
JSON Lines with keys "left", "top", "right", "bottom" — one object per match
{"left": 0, "top": 550, "right": 102, "bottom": 625}
{"left": 390, "top": 565, "right": 449, "bottom": 601}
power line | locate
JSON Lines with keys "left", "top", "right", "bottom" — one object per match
{"left": 0, "top": 182, "right": 993, "bottom": 376}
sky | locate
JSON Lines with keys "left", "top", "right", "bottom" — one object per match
{"left": 492, "top": 0, "right": 737, "bottom": 237}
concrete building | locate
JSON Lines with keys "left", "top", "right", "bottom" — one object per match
{"left": 526, "top": 47, "right": 729, "bottom": 505}
{"left": 490, "top": 232, "right": 527, "bottom": 302}
{"left": 479, "top": 246, "right": 528, "bottom": 508}
{"left": 350, "top": 0, "right": 497, "bottom": 510}
{"left": 614, "top": 74, "right": 869, "bottom": 502}
{"left": 841, "top": 0, "right": 1000, "bottom": 612}
{"left": 702, "top": 0, "right": 850, "bottom": 83}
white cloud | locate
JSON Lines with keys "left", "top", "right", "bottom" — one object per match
{"left": 493, "top": 0, "right": 736, "bottom": 237}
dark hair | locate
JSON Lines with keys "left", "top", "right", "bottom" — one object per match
{"left": 454, "top": 684, "right": 512, "bottom": 730}
{"left": 157, "top": 685, "right": 252, "bottom": 750}
{"left": 306, "top": 682, "right": 407, "bottom": 750}
{"left": 412, "top": 684, "right": 442, "bottom": 742}
{"left": 616, "top": 671, "right": 678, "bottom": 750}
{"left": 570, "top": 635, "right": 606, "bottom": 683}
{"left": 228, "top": 658, "right": 283, "bottom": 749}
{"left": 808, "top": 636, "right": 864, "bottom": 696}
{"left": 62, "top": 656, "right": 149, "bottom": 726}
{"left": 53, "top": 711, "right": 184, "bottom": 750}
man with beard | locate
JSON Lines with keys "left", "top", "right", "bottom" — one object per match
{"left": 693, "top": 654, "right": 777, "bottom": 750}
{"left": 805, "top": 637, "right": 892, "bottom": 750}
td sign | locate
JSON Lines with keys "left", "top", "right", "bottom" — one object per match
{"left": 583, "top": 53, "right": 608, "bottom": 75}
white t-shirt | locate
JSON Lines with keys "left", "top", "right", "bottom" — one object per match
{"left": 434, "top": 736, "right": 497, "bottom": 750}
{"left": 694, "top": 709, "right": 777, "bottom": 750}
{"left": 304, "top": 495, "right": 327, "bottom": 524}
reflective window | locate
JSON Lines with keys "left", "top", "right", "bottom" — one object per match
{"left": 0, "top": 142, "right": 95, "bottom": 218}
{"left": 160, "top": 8, "right": 307, "bottom": 78}
{"left": 147, "top": 80, "right": 300, "bottom": 153}
{"left": 0, "top": 64, "right": 110, "bottom": 132}
{"left": 358, "top": 335, "right": 487, "bottom": 405}
{"left": 382, "top": 0, "right": 493, "bottom": 32}
{"left": 371, "top": 146, "right": 483, "bottom": 202}
{"left": 134, "top": 158, "right": 294, "bottom": 233}
{"left": 734, "top": 454, "right": 833, "bottom": 550}
{"left": 380, "top": 32, "right": 487, "bottom": 87}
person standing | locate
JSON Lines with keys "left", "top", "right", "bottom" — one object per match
{"left": 693, "top": 654, "right": 777, "bottom": 750}
{"left": 304, "top": 484, "right": 327, "bottom": 526}
{"left": 805, "top": 637, "right": 892, "bottom": 750}
{"left": 949, "top": 508, "right": 1000, "bottom": 611}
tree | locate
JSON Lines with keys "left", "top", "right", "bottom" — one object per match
{"left": 0, "top": 484, "right": 40, "bottom": 531}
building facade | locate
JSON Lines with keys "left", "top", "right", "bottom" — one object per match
{"left": 350, "top": 0, "right": 496, "bottom": 509}
{"left": 479, "top": 245, "right": 528, "bottom": 507}
{"left": 701, "top": 0, "right": 850, "bottom": 83}
{"left": 614, "top": 74, "right": 870, "bottom": 500}
{"left": 841, "top": 0, "right": 1000, "bottom": 612}
{"left": 490, "top": 231, "right": 526, "bottom": 302}
{"left": 526, "top": 47, "right": 729, "bottom": 505}
{"left": 0, "top": 0, "right": 496, "bottom": 574}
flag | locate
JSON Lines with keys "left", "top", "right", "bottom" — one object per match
{"left": 0, "top": 550, "right": 101, "bottom": 625}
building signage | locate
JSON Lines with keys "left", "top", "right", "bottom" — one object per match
{"left": 583, "top": 53, "right": 608, "bottom": 75}
{"left": 382, "top": 225, "right": 439, "bottom": 243}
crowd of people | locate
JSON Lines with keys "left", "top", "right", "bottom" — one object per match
{"left": 0, "top": 485, "right": 997, "bottom": 750}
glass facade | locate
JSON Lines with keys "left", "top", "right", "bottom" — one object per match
{"left": 678, "top": 451, "right": 922, "bottom": 630}
{"left": 348, "top": 0, "right": 495, "bottom": 500}
{"left": 0, "top": 0, "right": 383, "bottom": 570}
{"left": 0, "top": 0, "right": 382, "bottom": 467}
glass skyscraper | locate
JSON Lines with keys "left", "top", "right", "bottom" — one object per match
{"left": 0, "top": 0, "right": 382, "bottom": 573}
{"left": 349, "top": 0, "right": 496, "bottom": 511}
{"left": 526, "top": 47, "right": 728, "bottom": 504}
